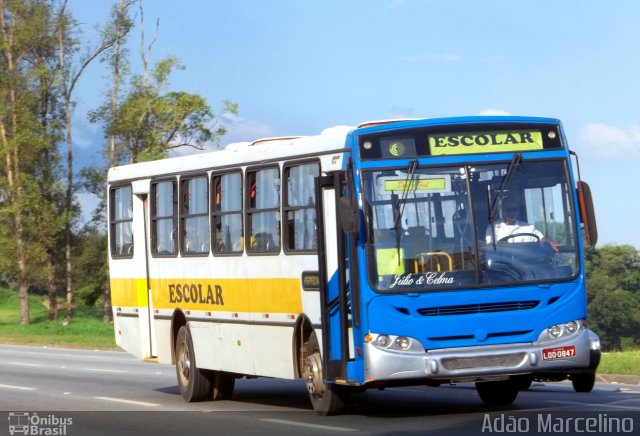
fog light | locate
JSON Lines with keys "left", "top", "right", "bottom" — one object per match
{"left": 376, "top": 335, "right": 391, "bottom": 347}
{"left": 565, "top": 321, "right": 579, "bottom": 335}
{"left": 548, "top": 324, "right": 563, "bottom": 339}
{"left": 396, "top": 336, "right": 411, "bottom": 350}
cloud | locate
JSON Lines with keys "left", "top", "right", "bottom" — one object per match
{"left": 577, "top": 123, "right": 640, "bottom": 158}
{"left": 171, "top": 114, "right": 275, "bottom": 157}
{"left": 478, "top": 108, "right": 511, "bottom": 116}
{"left": 218, "top": 113, "right": 274, "bottom": 145}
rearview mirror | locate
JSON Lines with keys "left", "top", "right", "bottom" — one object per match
{"left": 577, "top": 181, "right": 597, "bottom": 246}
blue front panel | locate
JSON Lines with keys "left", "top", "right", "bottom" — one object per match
{"left": 364, "top": 278, "right": 586, "bottom": 350}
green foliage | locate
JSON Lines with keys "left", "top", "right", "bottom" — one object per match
{"left": 0, "top": 0, "right": 68, "bottom": 302}
{"left": 586, "top": 244, "right": 640, "bottom": 351}
{"left": 73, "top": 228, "right": 107, "bottom": 303}
{"left": 90, "top": 54, "right": 238, "bottom": 164}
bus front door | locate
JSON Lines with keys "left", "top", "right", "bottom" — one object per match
{"left": 315, "top": 172, "right": 352, "bottom": 382}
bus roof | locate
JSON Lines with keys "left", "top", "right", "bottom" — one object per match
{"left": 107, "top": 116, "right": 563, "bottom": 183}
{"left": 107, "top": 129, "right": 350, "bottom": 183}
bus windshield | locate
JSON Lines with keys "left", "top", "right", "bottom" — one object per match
{"left": 363, "top": 159, "right": 578, "bottom": 292}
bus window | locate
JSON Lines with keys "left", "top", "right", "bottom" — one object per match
{"left": 246, "top": 166, "right": 280, "bottom": 253}
{"left": 110, "top": 185, "right": 134, "bottom": 257}
{"left": 284, "top": 162, "right": 319, "bottom": 252}
{"left": 151, "top": 180, "right": 177, "bottom": 255}
{"left": 212, "top": 171, "right": 243, "bottom": 254}
{"left": 181, "top": 175, "right": 209, "bottom": 255}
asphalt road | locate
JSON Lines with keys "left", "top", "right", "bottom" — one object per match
{"left": 1, "top": 344, "right": 639, "bottom": 435}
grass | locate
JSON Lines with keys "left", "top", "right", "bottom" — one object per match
{"left": 599, "top": 349, "right": 640, "bottom": 376}
{"left": 0, "top": 288, "right": 117, "bottom": 350}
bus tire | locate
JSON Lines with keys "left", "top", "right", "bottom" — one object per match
{"left": 175, "top": 326, "right": 211, "bottom": 402}
{"left": 304, "top": 332, "right": 350, "bottom": 416}
{"left": 571, "top": 372, "right": 595, "bottom": 392}
{"left": 511, "top": 375, "right": 532, "bottom": 390}
{"left": 475, "top": 380, "right": 519, "bottom": 406}
{"left": 208, "top": 371, "right": 235, "bottom": 400}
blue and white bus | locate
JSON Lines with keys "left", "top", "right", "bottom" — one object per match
{"left": 108, "top": 116, "right": 598, "bottom": 415}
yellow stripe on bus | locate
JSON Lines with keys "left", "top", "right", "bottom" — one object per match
{"left": 110, "top": 277, "right": 303, "bottom": 313}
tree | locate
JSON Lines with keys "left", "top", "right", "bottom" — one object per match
{"left": 0, "top": 0, "right": 62, "bottom": 324}
{"left": 589, "top": 290, "right": 640, "bottom": 351}
{"left": 586, "top": 244, "right": 640, "bottom": 350}
{"left": 95, "top": 56, "right": 237, "bottom": 164}
{"left": 85, "top": 1, "right": 237, "bottom": 325}
{"left": 55, "top": 0, "right": 122, "bottom": 322}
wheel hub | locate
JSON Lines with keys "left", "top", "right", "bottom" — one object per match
{"left": 303, "top": 352, "right": 325, "bottom": 399}
{"left": 177, "top": 343, "right": 191, "bottom": 384}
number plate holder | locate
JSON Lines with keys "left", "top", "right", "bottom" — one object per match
{"left": 542, "top": 345, "right": 576, "bottom": 360}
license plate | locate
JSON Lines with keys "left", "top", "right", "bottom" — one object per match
{"left": 542, "top": 345, "right": 576, "bottom": 360}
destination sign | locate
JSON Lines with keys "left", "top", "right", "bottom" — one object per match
{"left": 428, "top": 130, "right": 544, "bottom": 155}
{"left": 384, "top": 178, "right": 446, "bottom": 192}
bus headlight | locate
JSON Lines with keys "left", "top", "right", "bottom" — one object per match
{"left": 367, "top": 333, "right": 424, "bottom": 353}
{"left": 548, "top": 325, "right": 563, "bottom": 339}
{"left": 395, "top": 336, "right": 411, "bottom": 350}
{"left": 565, "top": 320, "right": 579, "bottom": 334}
{"left": 541, "top": 319, "right": 584, "bottom": 341}
{"left": 375, "top": 335, "right": 391, "bottom": 348}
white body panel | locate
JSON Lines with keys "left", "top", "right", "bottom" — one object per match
{"left": 108, "top": 131, "right": 348, "bottom": 379}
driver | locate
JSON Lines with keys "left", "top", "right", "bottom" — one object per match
{"left": 486, "top": 198, "right": 556, "bottom": 249}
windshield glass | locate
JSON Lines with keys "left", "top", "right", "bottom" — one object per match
{"left": 363, "top": 159, "right": 578, "bottom": 292}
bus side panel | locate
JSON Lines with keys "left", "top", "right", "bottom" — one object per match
{"left": 249, "top": 325, "right": 297, "bottom": 379}
{"left": 190, "top": 322, "right": 255, "bottom": 375}
{"left": 154, "top": 319, "right": 173, "bottom": 364}
{"left": 190, "top": 322, "right": 297, "bottom": 379}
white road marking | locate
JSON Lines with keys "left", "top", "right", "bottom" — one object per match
{"left": 85, "top": 368, "right": 127, "bottom": 373}
{"left": 260, "top": 418, "right": 357, "bottom": 432}
{"left": 0, "top": 384, "right": 36, "bottom": 391}
{"left": 9, "top": 362, "right": 43, "bottom": 367}
{"left": 95, "top": 396, "right": 160, "bottom": 407}
{"left": 546, "top": 400, "right": 640, "bottom": 411}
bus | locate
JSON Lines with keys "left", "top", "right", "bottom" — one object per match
{"left": 107, "top": 116, "right": 598, "bottom": 415}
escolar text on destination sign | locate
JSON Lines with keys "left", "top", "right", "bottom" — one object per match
{"left": 429, "top": 130, "right": 543, "bottom": 155}
{"left": 169, "top": 283, "right": 224, "bottom": 305}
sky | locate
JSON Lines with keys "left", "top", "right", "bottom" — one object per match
{"left": 69, "top": 0, "right": 640, "bottom": 249}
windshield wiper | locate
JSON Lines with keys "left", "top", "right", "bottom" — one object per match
{"left": 489, "top": 153, "right": 522, "bottom": 223}
{"left": 392, "top": 160, "right": 418, "bottom": 264}
{"left": 488, "top": 153, "right": 522, "bottom": 248}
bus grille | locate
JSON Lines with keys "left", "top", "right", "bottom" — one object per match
{"left": 441, "top": 353, "right": 527, "bottom": 370}
{"left": 417, "top": 301, "right": 539, "bottom": 317}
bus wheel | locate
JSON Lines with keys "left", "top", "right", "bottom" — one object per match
{"left": 571, "top": 372, "right": 595, "bottom": 392}
{"left": 175, "top": 326, "right": 211, "bottom": 402}
{"left": 511, "top": 375, "right": 532, "bottom": 390}
{"left": 303, "top": 332, "right": 349, "bottom": 416}
{"left": 208, "top": 371, "right": 235, "bottom": 400}
{"left": 475, "top": 380, "right": 519, "bottom": 406}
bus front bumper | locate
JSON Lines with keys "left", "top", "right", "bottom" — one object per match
{"left": 363, "top": 327, "right": 592, "bottom": 384}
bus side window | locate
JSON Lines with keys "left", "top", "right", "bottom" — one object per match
{"left": 246, "top": 166, "right": 281, "bottom": 254}
{"left": 212, "top": 171, "right": 243, "bottom": 254}
{"left": 151, "top": 179, "right": 177, "bottom": 256}
{"left": 180, "top": 175, "right": 209, "bottom": 255}
{"left": 110, "top": 185, "right": 134, "bottom": 257}
{"left": 284, "top": 161, "right": 319, "bottom": 252}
